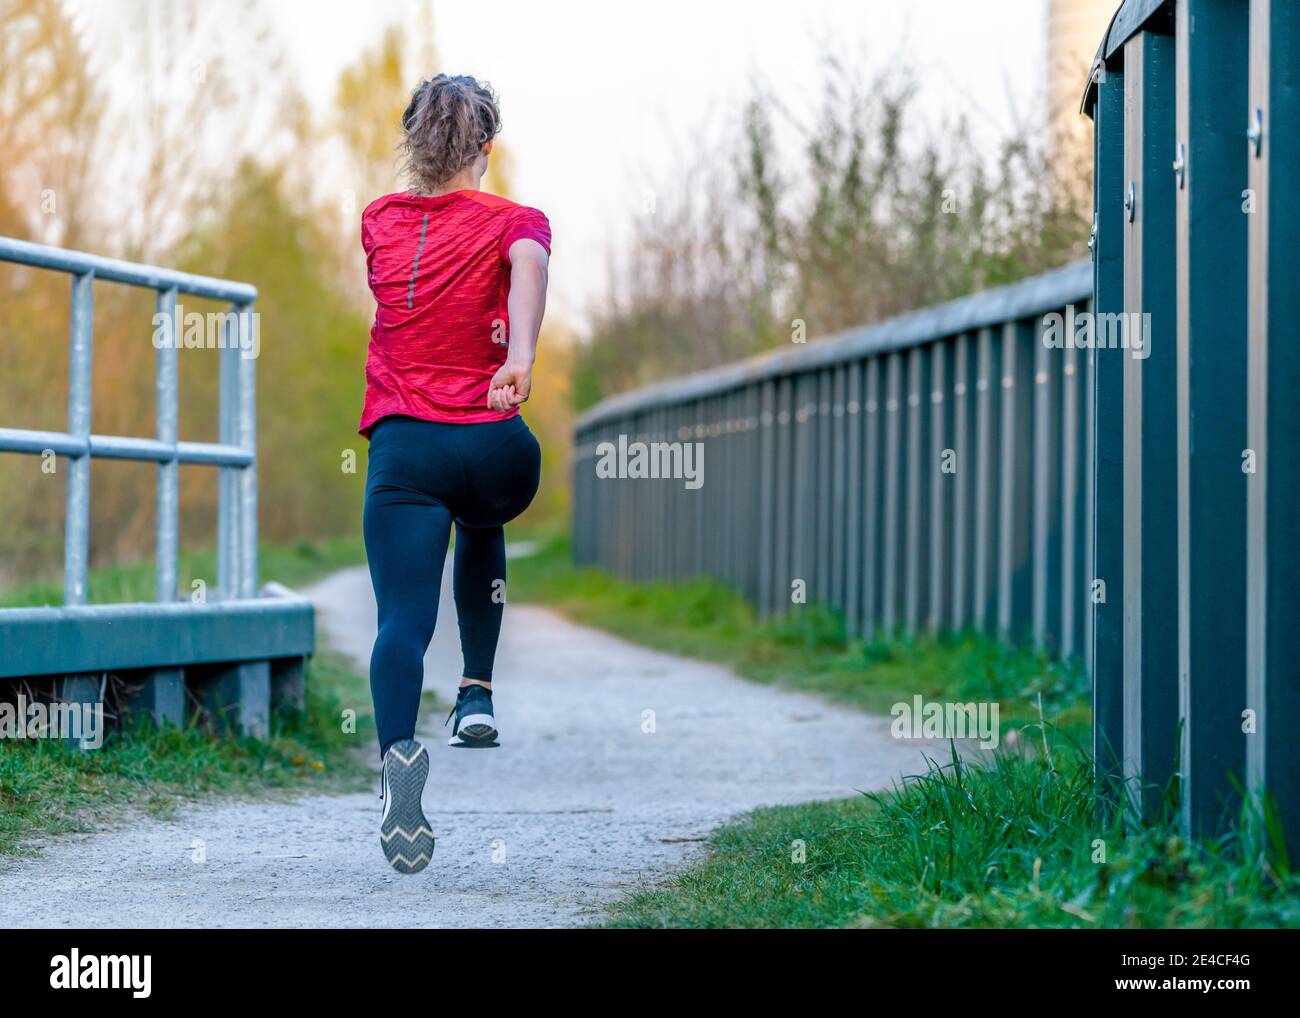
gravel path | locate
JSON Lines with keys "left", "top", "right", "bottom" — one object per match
{"left": 1, "top": 562, "right": 945, "bottom": 928}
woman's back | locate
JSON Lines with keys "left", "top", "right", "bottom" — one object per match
{"left": 359, "top": 189, "right": 550, "bottom": 434}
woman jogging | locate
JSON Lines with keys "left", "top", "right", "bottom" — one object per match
{"left": 357, "top": 74, "right": 551, "bottom": 874}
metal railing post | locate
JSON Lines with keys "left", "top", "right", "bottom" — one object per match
{"left": 791, "top": 376, "right": 813, "bottom": 603}
{"left": 904, "top": 346, "right": 925, "bottom": 633}
{"left": 881, "top": 353, "right": 902, "bottom": 634}
{"left": 995, "top": 322, "right": 1019, "bottom": 636}
{"left": 237, "top": 302, "right": 259, "bottom": 599}
{"left": 1246, "top": 0, "right": 1300, "bottom": 850}
{"left": 1175, "top": 0, "right": 1249, "bottom": 836}
{"left": 64, "top": 270, "right": 94, "bottom": 606}
{"left": 928, "top": 340, "right": 949, "bottom": 632}
{"left": 1060, "top": 341, "right": 1081, "bottom": 659}
{"left": 951, "top": 334, "right": 971, "bottom": 630}
{"left": 816, "top": 370, "right": 833, "bottom": 606}
{"left": 862, "top": 357, "right": 882, "bottom": 637}
{"left": 772, "top": 377, "right": 792, "bottom": 615}
{"left": 217, "top": 315, "right": 240, "bottom": 599}
{"left": 1090, "top": 59, "right": 1127, "bottom": 795}
{"left": 1121, "top": 27, "right": 1179, "bottom": 817}
{"left": 756, "top": 380, "right": 775, "bottom": 617}
{"left": 1031, "top": 323, "right": 1053, "bottom": 647}
{"left": 829, "top": 366, "right": 846, "bottom": 612}
{"left": 971, "top": 327, "right": 994, "bottom": 630}
{"left": 155, "top": 286, "right": 179, "bottom": 603}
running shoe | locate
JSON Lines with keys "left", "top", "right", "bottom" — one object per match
{"left": 446, "top": 684, "right": 498, "bottom": 747}
{"left": 379, "top": 738, "right": 434, "bottom": 873}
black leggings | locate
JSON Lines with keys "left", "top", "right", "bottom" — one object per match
{"left": 363, "top": 414, "right": 540, "bottom": 756}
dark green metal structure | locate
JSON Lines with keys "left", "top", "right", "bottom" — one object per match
{"left": 1083, "top": 0, "right": 1297, "bottom": 839}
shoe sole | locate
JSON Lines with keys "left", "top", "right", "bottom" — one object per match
{"left": 379, "top": 739, "right": 435, "bottom": 874}
{"left": 449, "top": 712, "right": 498, "bottom": 748}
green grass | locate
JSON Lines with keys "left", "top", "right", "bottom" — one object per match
{"left": 0, "top": 536, "right": 380, "bottom": 857}
{"left": 604, "top": 749, "right": 1300, "bottom": 928}
{"left": 508, "top": 536, "right": 1090, "bottom": 743}
{"left": 509, "top": 537, "right": 1299, "bottom": 929}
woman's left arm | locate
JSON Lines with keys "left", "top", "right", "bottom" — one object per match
{"left": 487, "top": 238, "right": 549, "bottom": 411}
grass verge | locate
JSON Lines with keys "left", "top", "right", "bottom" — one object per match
{"left": 604, "top": 749, "right": 1300, "bottom": 928}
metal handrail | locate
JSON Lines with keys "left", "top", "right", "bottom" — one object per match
{"left": 576, "top": 260, "right": 1091, "bottom": 430}
{"left": 0, "top": 236, "right": 256, "bottom": 303}
{"left": 0, "top": 236, "right": 259, "bottom": 606}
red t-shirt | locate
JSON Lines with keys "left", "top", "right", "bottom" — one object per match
{"left": 357, "top": 189, "right": 552, "bottom": 436}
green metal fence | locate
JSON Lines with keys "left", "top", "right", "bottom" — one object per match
{"left": 574, "top": 259, "right": 1093, "bottom": 654}
{"left": 1083, "top": 0, "right": 1298, "bottom": 841}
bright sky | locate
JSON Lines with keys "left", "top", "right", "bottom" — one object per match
{"left": 73, "top": 0, "right": 1054, "bottom": 327}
